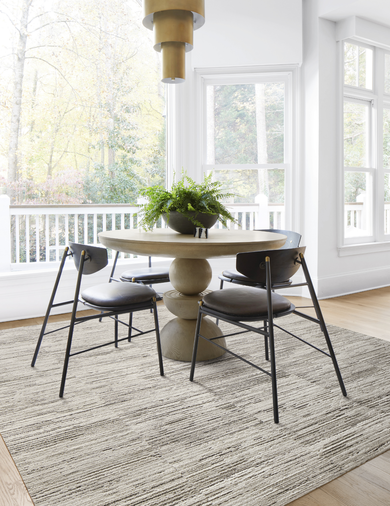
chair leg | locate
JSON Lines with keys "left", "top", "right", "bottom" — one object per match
{"left": 190, "top": 309, "right": 203, "bottom": 381}
{"left": 31, "top": 247, "right": 69, "bottom": 367}
{"left": 320, "top": 323, "right": 347, "bottom": 397}
{"left": 115, "top": 315, "right": 118, "bottom": 348}
{"left": 59, "top": 250, "right": 85, "bottom": 398}
{"left": 31, "top": 309, "right": 51, "bottom": 368}
{"left": 59, "top": 318, "right": 76, "bottom": 398}
{"left": 299, "top": 253, "right": 347, "bottom": 397}
{"left": 128, "top": 312, "right": 133, "bottom": 342}
{"left": 215, "top": 279, "right": 224, "bottom": 325}
{"left": 267, "top": 321, "right": 279, "bottom": 424}
{"left": 152, "top": 299, "right": 164, "bottom": 376}
{"left": 266, "top": 258, "right": 279, "bottom": 424}
{"left": 111, "top": 251, "right": 120, "bottom": 279}
{"left": 264, "top": 321, "right": 269, "bottom": 361}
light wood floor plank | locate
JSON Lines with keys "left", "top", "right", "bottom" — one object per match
{"left": 321, "top": 471, "right": 390, "bottom": 506}
{"left": 0, "top": 435, "right": 34, "bottom": 506}
{"left": 369, "top": 451, "right": 390, "bottom": 473}
{"left": 288, "top": 286, "right": 390, "bottom": 343}
{"left": 287, "top": 487, "right": 350, "bottom": 506}
{"left": 350, "top": 460, "right": 390, "bottom": 493}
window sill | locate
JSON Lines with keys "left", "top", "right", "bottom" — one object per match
{"left": 338, "top": 241, "right": 390, "bottom": 257}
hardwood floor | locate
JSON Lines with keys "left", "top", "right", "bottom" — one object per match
{"left": 288, "top": 286, "right": 390, "bottom": 343}
{"left": 0, "top": 288, "right": 389, "bottom": 506}
{"left": 0, "top": 435, "right": 34, "bottom": 505}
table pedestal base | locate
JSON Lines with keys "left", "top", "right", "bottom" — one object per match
{"left": 160, "top": 316, "right": 226, "bottom": 362}
{"left": 161, "top": 257, "right": 226, "bottom": 361}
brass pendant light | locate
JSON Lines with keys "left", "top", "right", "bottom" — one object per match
{"left": 143, "top": 0, "right": 205, "bottom": 84}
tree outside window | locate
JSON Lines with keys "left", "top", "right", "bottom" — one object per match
{"left": 203, "top": 75, "right": 291, "bottom": 229}
{"left": 0, "top": 0, "right": 166, "bottom": 204}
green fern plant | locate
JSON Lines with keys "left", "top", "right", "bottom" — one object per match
{"left": 138, "top": 173, "right": 237, "bottom": 231}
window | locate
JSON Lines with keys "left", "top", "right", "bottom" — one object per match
{"left": 201, "top": 72, "right": 294, "bottom": 230}
{"left": 385, "top": 54, "right": 390, "bottom": 94}
{"left": 344, "top": 42, "right": 373, "bottom": 89}
{"left": 342, "top": 41, "right": 390, "bottom": 244}
{"left": 0, "top": 0, "right": 166, "bottom": 205}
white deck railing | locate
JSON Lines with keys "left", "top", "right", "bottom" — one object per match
{"left": 9, "top": 204, "right": 142, "bottom": 266}
{"left": 2, "top": 197, "right": 389, "bottom": 272}
{"left": 0, "top": 197, "right": 285, "bottom": 271}
{"left": 344, "top": 203, "right": 363, "bottom": 232}
{"left": 345, "top": 202, "right": 390, "bottom": 236}
{"left": 386, "top": 204, "right": 390, "bottom": 235}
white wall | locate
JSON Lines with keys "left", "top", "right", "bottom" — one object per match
{"left": 302, "top": 0, "right": 390, "bottom": 298}
{"left": 192, "top": 0, "right": 302, "bottom": 68}
{"left": 301, "top": 0, "right": 321, "bottom": 289}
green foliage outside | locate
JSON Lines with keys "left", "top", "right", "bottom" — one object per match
{"left": 83, "top": 163, "right": 142, "bottom": 204}
{"left": 0, "top": 0, "right": 166, "bottom": 205}
{"left": 208, "top": 82, "right": 285, "bottom": 204}
{"left": 212, "top": 83, "right": 284, "bottom": 165}
{"left": 344, "top": 172, "right": 367, "bottom": 203}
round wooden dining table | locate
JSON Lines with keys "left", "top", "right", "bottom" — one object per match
{"left": 98, "top": 228, "right": 286, "bottom": 361}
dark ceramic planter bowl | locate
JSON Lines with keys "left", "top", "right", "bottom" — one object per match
{"left": 162, "top": 211, "right": 219, "bottom": 234}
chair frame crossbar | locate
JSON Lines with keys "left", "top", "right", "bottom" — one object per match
{"left": 69, "top": 327, "right": 156, "bottom": 357}
{"left": 271, "top": 323, "right": 331, "bottom": 357}
{"left": 194, "top": 317, "right": 272, "bottom": 377}
{"left": 190, "top": 251, "right": 347, "bottom": 424}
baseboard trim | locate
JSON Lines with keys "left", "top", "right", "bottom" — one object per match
{"left": 316, "top": 265, "right": 390, "bottom": 299}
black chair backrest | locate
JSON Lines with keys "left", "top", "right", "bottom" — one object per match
{"left": 256, "top": 229, "right": 301, "bottom": 249}
{"left": 236, "top": 246, "right": 306, "bottom": 284}
{"left": 69, "top": 243, "right": 108, "bottom": 275}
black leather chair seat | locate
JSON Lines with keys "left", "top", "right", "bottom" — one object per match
{"left": 120, "top": 267, "right": 170, "bottom": 282}
{"left": 82, "top": 283, "right": 156, "bottom": 307}
{"left": 222, "top": 269, "right": 252, "bottom": 283}
{"left": 222, "top": 269, "right": 292, "bottom": 288}
{"left": 203, "top": 287, "right": 292, "bottom": 318}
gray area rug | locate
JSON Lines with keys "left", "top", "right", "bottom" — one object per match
{"left": 1, "top": 306, "right": 390, "bottom": 506}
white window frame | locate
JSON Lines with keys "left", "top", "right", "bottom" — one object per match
{"left": 343, "top": 39, "right": 374, "bottom": 91}
{"left": 194, "top": 66, "right": 298, "bottom": 231}
{"left": 340, "top": 39, "right": 390, "bottom": 252}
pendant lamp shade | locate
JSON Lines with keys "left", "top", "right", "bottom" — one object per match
{"left": 143, "top": 0, "right": 205, "bottom": 84}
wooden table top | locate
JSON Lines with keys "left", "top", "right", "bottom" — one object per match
{"left": 98, "top": 228, "right": 286, "bottom": 259}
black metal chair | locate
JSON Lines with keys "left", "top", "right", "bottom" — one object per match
{"left": 31, "top": 243, "right": 164, "bottom": 397}
{"left": 218, "top": 229, "right": 302, "bottom": 290}
{"left": 190, "top": 246, "right": 347, "bottom": 424}
{"left": 110, "top": 252, "right": 170, "bottom": 287}
{"left": 108, "top": 252, "right": 170, "bottom": 322}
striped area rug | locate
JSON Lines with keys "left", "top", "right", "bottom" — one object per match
{"left": 1, "top": 306, "right": 389, "bottom": 506}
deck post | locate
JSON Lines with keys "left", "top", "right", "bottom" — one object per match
{"left": 0, "top": 196, "right": 11, "bottom": 272}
